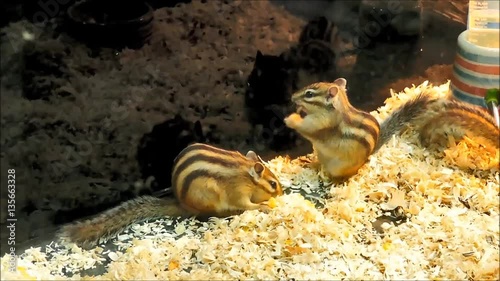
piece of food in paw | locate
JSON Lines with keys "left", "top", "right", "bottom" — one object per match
{"left": 267, "top": 197, "right": 278, "bottom": 208}
{"left": 259, "top": 203, "right": 272, "bottom": 213}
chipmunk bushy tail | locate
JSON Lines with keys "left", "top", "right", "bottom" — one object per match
{"left": 58, "top": 196, "right": 186, "bottom": 249}
{"left": 373, "top": 93, "right": 432, "bottom": 153}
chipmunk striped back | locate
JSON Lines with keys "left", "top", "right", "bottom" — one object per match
{"left": 417, "top": 97, "right": 500, "bottom": 150}
{"left": 171, "top": 143, "right": 281, "bottom": 202}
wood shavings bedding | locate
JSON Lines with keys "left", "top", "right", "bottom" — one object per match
{"left": 1, "top": 81, "right": 499, "bottom": 280}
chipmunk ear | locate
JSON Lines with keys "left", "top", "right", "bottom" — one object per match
{"left": 326, "top": 86, "right": 339, "bottom": 103}
{"left": 246, "top": 150, "right": 259, "bottom": 161}
{"left": 249, "top": 162, "right": 265, "bottom": 180}
{"left": 333, "top": 78, "right": 347, "bottom": 90}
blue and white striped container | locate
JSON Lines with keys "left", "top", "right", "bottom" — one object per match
{"left": 450, "top": 30, "right": 500, "bottom": 109}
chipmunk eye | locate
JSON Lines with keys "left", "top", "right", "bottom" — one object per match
{"left": 269, "top": 181, "right": 277, "bottom": 189}
{"left": 304, "top": 90, "right": 314, "bottom": 98}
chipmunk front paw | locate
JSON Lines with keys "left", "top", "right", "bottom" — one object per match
{"left": 284, "top": 113, "right": 303, "bottom": 129}
{"left": 258, "top": 203, "right": 272, "bottom": 213}
{"left": 306, "top": 159, "right": 322, "bottom": 171}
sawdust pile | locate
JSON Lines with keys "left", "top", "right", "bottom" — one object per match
{"left": 1, "top": 81, "right": 499, "bottom": 280}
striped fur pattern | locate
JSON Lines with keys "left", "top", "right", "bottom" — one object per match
{"left": 285, "top": 78, "right": 381, "bottom": 179}
{"left": 171, "top": 143, "right": 282, "bottom": 216}
{"left": 59, "top": 143, "right": 282, "bottom": 249}
{"left": 286, "top": 77, "right": 500, "bottom": 180}
{"left": 417, "top": 98, "right": 500, "bottom": 150}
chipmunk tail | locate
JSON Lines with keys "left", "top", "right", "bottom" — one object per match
{"left": 57, "top": 196, "right": 186, "bottom": 249}
{"left": 374, "top": 92, "right": 432, "bottom": 153}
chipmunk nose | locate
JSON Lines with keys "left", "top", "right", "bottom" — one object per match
{"left": 276, "top": 184, "right": 284, "bottom": 196}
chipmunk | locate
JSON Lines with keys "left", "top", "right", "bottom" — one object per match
{"left": 416, "top": 98, "right": 500, "bottom": 150}
{"left": 59, "top": 143, "right": 283, "bottom": 249}
{"left": 284, "top": 78, "right": 500, "bottom": 180}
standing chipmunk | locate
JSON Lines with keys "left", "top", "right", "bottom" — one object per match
{"left": 284, "top": 78, "right": 500, "bottom": 180}
{"left": 59, "top": 143, "right": 283, "bottom": 249}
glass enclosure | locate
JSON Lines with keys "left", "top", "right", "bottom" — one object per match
{"left": 1, "top": 0, "right": 499, "bottom": 280}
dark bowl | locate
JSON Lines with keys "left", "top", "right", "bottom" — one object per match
{"left": 66, "top": 0, "right": 154, "bottom": 49}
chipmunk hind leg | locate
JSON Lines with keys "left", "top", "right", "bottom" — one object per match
{"left": 312, "top": 149, "right": 364, "bottom": 181}
{"left": 181, "top": 177, "right": 225, "bottom": 216}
